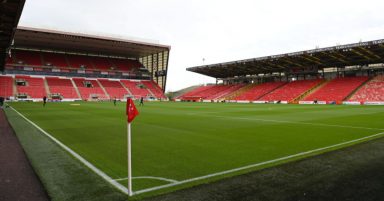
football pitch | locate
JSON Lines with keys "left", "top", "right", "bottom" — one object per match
{"left": 8, "top": 101, "right": 384, "bottom": 196}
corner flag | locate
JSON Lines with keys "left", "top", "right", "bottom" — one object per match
{"left": 126, "top": 98, "right": 139, "bottom": 123}
{"left": 126, "top": 98, "right": 139, "bottom": 196}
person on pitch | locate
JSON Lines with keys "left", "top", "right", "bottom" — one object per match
{"left": 140, "top": 97, "right": 144, "bottom": 106}
{"left": 43, "top": 96, "right": 47, "bottom": 107}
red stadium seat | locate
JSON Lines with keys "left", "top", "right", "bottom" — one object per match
{"left": 15, "top": 75, "right": 47, "bottom": 98}
{"left": 41, "top": 52, "right": 69, "bottom": 68}
{"left": 349, "top": 75, "right": 384, "bottom": 102}
{"left": 179, "top": 84, "right": 245, "bottom": 101}
{"left": 13, "top": 50, "right": 43, "bottom": 66}
{"left": 73, "top": 78, "right": 108, "bottom": 100}
{"left": 46, "top": 77, "right": 79, "bottom": 99}
{"left": 91, "top": 57, "right": 113, "bottom": 71}
{"left": 0, "top": 76, "right": 14, "bottom": 98}
{"left": 67, "top": 54, "right": 94, "bottom": 69}
{"left": 234, "top": 82, "right": 287, "bottom": 101}
{"left": 120, "top": 80, "right": 152, "bottom": 99}
{"left": 109, "top": 58, "right": 142, "bottom": 71}
{"left": 261, "top": 79, "right": 323, "bottom": 102}
{"left": 304, "top": 77, "right": 369, "bottom": 102}
{"left": 142, "top": 81, "right": 166, "bottom": 99}
{"left": 98, "top": 79, "right": 129, "bottom": 99}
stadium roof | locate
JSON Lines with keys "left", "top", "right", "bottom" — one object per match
{"left": 13, "top": 26, "right": 171, "bottom": 58}
{"left": 0, "top": 0, "right": 25, "bottom": 71}
{"left": 187, "top": 39, "right": 384, "bottom": 78}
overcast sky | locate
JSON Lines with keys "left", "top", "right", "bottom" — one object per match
{"left": 19, "top": 0, "right": 384, "bottom": 91}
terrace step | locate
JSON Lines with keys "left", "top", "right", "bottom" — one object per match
{"left": 119, "top": 80, "right": 133, "bottom": 97}
{"left": 225, "top": 84, "right": 254, "bottom": 100}
{"left": 294, "top": 79, "right": 327, "bottom": 103}
{"left": 70, "top": 78, "right": 82, "bottom": 99}
{"left": 43, "top": 77, "right": 51, "bottom": 96}
{"left": 257, "top": 82, "right": 288, "bottom": 100}
{"left": 96, "top": 79, "right": 110, "bottom": 99}
{"left": 344, "top": 76, "right": 373, "bottom": 101}
{"left": 146, "top": 88, "right": 156, "bottom": 97}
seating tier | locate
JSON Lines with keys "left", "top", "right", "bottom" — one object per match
{"left": 304, "top": 77, "right": 369, "bottom": 102}
{"left": 15, "top": 75, "right": 46, "bottom": 98}
{"left": 234, "top": 82, "right": 286, "bottom": 101}
{"left": 46, "top": 77, "right": 79, "bottom": 99}
{"left": 0, "top": 76, "right": 14, "bottom": 97}
{"left": 261, "top": 79, "right": 323, "bottom": 101}
{"left": 349, "top": 75, "right": 384, "bottom": 102}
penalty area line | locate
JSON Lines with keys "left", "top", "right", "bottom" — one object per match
{"left": 9, "top": 107, "right": 129, "bottom": 194}
{"left": 134, "top": 131, "right": 384, "bottom": 195}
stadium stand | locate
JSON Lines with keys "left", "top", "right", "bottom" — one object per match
{"left": 120, "top": 80, "right": 151, "bottom": 99}
{"left": 15, "top": 75, "right": 46, "bottom": 98}
{"left": 13, "top": 50, "right": 42, "bottom": 66}
{"left": 303, "top": 76, "right": 369, "bottom": 102}
{"left": 3, "top": 27, "right": 169, "bottom": 101}
{"left": 98, "top": 79, "right": 129, "bottom": 99}
{"left": 0, "top": 76, "right": 14, "bottom": 98}
{"left": 234, "top": 82, "right": 287, "bottom": 101}
{"left": 73, "top": 78, "right": 108, "bottom": 100}
{"left": 261, "top": 79, "right": 323, "bottom": 102}
{"left": 349, "top": 75, "right": 384, "bottom": 102}
{"left": 46, "top": 77, "right": 79, "bottom": 99}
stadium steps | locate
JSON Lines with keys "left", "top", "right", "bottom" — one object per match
{"left": 119, "top": 80, "right": 133, "bottom": 97}
{"left": 344, "top": 76, "right": 373, "bottom": 101}
{"left": 70, "top": 78, "right": 82, "bottom": 99}
{"left": 146, "top": 88, "right": 156, "bottom": 97}
{"left": 294, "top": 79, "right": 327, "bottom": 102}
{"left": 146, "top": 81, "right": 167, "bottom": 99}
{"left": 96, "top": 79, "right": 110, "bottom": 99}
{"left": 302, "top": 77, "right": 370, "bottom": 103}
{"left": 257, "top": 82, "right": 288, "bottom": 100}
{"left": 43, "top": 77, "right": 51, "bottom": 95}
{"left": 224, "top": 84, "right": 254, "bottom": 100}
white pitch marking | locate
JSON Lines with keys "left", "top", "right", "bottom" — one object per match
{"left": 196, "top": 114, "right": 384, "bottom": 131}
{"left": 114, "top": 176, "right": 178, "bottom": 183}
{"left": 134, "top": 131, "right": 384, "bottom": 195}
{"left": 10, "top": 107, "right": 129, "bottom": 194}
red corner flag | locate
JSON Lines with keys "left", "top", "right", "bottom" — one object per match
{"left": 126, "top": 98, "right": 139, "bottom": 123}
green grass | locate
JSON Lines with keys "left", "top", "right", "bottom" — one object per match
{"left": 7, "top": 101, "right": 384, "bottom": 199}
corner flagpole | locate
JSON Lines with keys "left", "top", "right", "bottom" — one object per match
{"left": 127, "top": 122, "right": 133, "bottom": 196}
{"left": 126, "top": 98, "right": 139, "bottom": 197}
